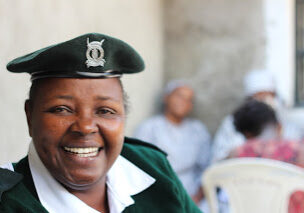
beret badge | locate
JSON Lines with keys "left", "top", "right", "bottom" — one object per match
{"left": 86, "top": 38, "right": 106, "bottom": 68}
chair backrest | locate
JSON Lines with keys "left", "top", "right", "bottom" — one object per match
{"left": 203, "top": 158, "right": 304, "bottom": 213}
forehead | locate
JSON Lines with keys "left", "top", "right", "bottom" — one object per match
{"left": 171, "top": 86, "right": 193, "bottom": 96}
{"left": 32, "top": 78, "right": 123, "bottom": 101}
{"left": 252, "top": 91, "right": 275, "bottom": 99}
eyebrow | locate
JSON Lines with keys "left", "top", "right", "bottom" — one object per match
{"left": 52, "top": 95, "right": 121, "bottom": 102}
{"left": 55, "top": 95, "right": 74, "bottom": 100}
{"left": 95, "top": 96, "right": 120, "bottom": 102}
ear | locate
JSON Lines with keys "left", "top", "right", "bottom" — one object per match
{"left": 24, "top": 100, "right": 33, "bottom": 137}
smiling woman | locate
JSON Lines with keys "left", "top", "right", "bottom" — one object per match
{"left": 26, "top": 78, "right": 125, "bottom": 193}
{"left": 0, "top": 33, "right": 201, "bottom": 213}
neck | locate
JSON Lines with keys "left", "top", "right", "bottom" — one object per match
{"left": 67, "top": 179, "right": 109, "bottom": 213}
{"left": 164, "top": 111, "right": 183, "bottom": 125}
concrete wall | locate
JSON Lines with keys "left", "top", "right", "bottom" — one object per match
{"left": 163, "top": 0, "right": 266, "bottom": 134}
{"left": 0, "top": 0, "right": 163, "bottom": 164}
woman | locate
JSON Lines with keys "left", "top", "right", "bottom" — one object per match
{"left": 134, "top": 80, "right": 211, "bottom": 209}
{"left": 0, "top": 33, "right": 201, "bottom": 213}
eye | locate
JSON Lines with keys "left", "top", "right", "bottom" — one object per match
{"left": 96, "top": 108, "right": 115, "bottom": 115}
{"left": 47, "top": 106, "right": 73, "bottom": 114}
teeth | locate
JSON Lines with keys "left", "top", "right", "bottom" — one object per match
{"left": 77, "top": 152, "right": 98, "bottom": 157}
{"left": 63, "top": 147, "right": 99, "bottom": 155}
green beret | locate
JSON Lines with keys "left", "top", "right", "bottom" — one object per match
{"left": 7, "top": 33, "right": 145, "bottom": 80}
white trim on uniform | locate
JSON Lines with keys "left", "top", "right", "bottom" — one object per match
{"left": 0, "top": 163, "right": 14, "bottom": 171}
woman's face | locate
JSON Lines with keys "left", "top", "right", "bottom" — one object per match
{"left": 165, "top": 86, "right": 194, "bottom": 120}
{"left": 25, "top": 78, "right": 125, "bottom": 191}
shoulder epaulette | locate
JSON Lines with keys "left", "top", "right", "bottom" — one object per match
{"left": 0, "top": 168, "right": 23, "bottom": 201}
{"left": 124, "top": 137, "right": 167, "bottom": 156}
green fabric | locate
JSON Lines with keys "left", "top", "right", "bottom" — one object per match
{"left": 122, "top": 138, "right": 202, "bottom": 213}
{"left": 0, "top": 158, "right": 48, "bottom": 213}
{"left": 0, "top": 168, "right": 22, "bottom": 202}
{"left": 6, "top": 33, "right": 145, "bottom": 78}
{"left": 0, "top": 137, "right": 201, "bottom": 213}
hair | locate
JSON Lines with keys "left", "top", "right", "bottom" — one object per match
{"left": 233, "top": 99, "right": 278, "bottom": 138}
{"left": 27, "top": 78, "right": 130, "bottom": 114}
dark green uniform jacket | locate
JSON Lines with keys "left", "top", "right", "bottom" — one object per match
{"left": 0, "top": 137, "right": 201, "bottom": 213}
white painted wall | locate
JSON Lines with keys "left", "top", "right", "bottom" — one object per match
{"left": 263, "top": 0, "right": 304, "bottom": 127}
{"left": 0, "top": 0, "right": 163, "bottom": 164}
{"left": 263, "top": 0, "right": 295, "bottom": 106}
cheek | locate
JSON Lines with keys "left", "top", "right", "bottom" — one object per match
{"left": 102, "top": 117, "right": 125, "bottom": 132}
{"left": 100, "top": 118, "right": 125, "bottom": 157}
{"left": 185, "top": 102, "right": 193, "bottom": 111}
{"left": 167, "top": 98, "right": 178, "bottom": 110}
{"left": 31, "top": 116, "right": 71, "bottom": 146}
{"left": 179, "top": 99, "right": 193, "bottom": 110}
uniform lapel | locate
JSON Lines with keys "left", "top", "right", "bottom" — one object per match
{"left": 13, "top": 156, "right": 40, "bottom": 200}
{"left": 0, "top": 168, "right": 23, "bottom": 201}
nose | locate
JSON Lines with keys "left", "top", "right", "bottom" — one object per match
{"left": 70, "top": 116, "right": 98, "bottom": 136}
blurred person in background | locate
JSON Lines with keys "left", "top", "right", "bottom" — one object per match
{"left": 230, "top": 99, "right": 304, "bottom": 213}
{"left": 212, "top": 69, "right": 303, "bottom": 162}
{"left": 134, "top": 80, "right": 211, "bottom": 210}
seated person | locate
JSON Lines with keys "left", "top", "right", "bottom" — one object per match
{"left": 212, "top": 70, "right": 303, "bottom": 162}
{"left": 134, "top": 80, "right": 211, "bottom": 209}
{"left": 0, "top": 33, "right": 201, "bottom": 213}
{"left": 230, "top": 99, "right": 304, "bottom": 213}
{"left": 233, "top": 98, "right": 281, "bottom": 143}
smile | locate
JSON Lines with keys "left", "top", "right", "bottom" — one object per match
{"left": 63, "top": 147, "right": 101, "bottom": 157}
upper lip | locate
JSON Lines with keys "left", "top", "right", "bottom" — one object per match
{"left": 61, "top": 140, "right": 103, "bottom": 149}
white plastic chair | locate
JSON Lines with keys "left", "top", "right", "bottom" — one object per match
{"left": 202, "top": 158, "right": 304, "bottom": 213}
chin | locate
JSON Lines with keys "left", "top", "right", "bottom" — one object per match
{"left": 63, "top": 180, "right": 99, "bottom": 191}
{"left": 57, "top": 170, "right": 106, "bottom": 191}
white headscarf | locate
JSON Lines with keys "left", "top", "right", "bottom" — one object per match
{"left": 164, "top": 79, "right": 192, "bottom": 96}
{"left": 244, "top": 69, "right": 276, "bottom": 97}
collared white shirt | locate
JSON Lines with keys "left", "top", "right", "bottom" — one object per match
{"left": 2, "top": 142, "right": 155, "bottom": 213}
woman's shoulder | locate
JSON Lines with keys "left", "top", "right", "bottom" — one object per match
{"left": 0, "top": 167, "right": 23, "bottom": 198}
{"left": 123, "top": 137, "right": 167, "bottom": 158}
{"left": 122, "top": 137, "right": 201, "bottom": 212}
{"left": 122, "top": 137, "right": 173, "bottom": 176}
{"left": 0, "top": 163, "right": 48, "bottom": 212}
{"left": 184, "top": 118, "right": 209, "bottom": 133}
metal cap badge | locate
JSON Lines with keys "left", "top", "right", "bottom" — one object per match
{"left": 86, "top": 38, "right": 106, "bottom": 68}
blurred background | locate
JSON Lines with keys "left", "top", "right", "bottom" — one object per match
{"left": 0, "top": 0, "right": 303, "bottom": 164}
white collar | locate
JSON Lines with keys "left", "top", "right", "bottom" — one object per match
{"left": 28, "top": 142, "right": 155, "bottom": 213}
